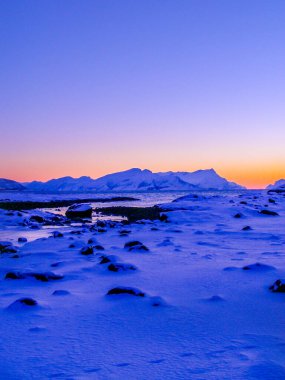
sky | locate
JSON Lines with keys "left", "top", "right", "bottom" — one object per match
{"left": 1, "top": 0, "right": 284, "bottom": 188}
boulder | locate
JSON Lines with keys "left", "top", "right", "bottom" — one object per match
{"left": 18, "top": 237, "right": 27, "bottom": 243}
{"left": 9, "top": 298, "right": 38, "bottom": 308}
{"left": 124, "top": 241, "right": 149, "bottom": 252}
{"left": 0, "top": 241, "right": 17, "bottom": 254}
{"left": 242, "top": 263, "right": 275, "bottom": 271}
{"left": 107, "top": 286, "right": 145, "bottom": 297}
{"left": 80, "top": 246, "right": 94, "bottom": 255}
{"left": 107, "top": 263, "right": 137, "bottom": 272}
{"left": 269, "top": 279, "right": 285, "bottom": 293}
{"left": 66, "top": 203, "right": 92, "bottom": 219}
{"left": 259, "top": 209, "right": 279, "bottom": 216}
{"left": 5, "top": 271, "right": 63, "bottom": 282}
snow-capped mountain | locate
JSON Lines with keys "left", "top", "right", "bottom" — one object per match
{"left": 24, "top": 168, "right": 244, "bottom": 192}
{"left": 0, "top": 178, "right": 25, "bottom": 191}
{"left": 25, "top": 176, "right": 97, "bottom": 193}
{"left": 169, "top": 169, "right": 243, "bottom": 190}
{"left": 267, "top": 179, "right": 285, "bottom": 190}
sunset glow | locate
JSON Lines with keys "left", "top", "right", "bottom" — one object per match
{"left": 1, "top": 0, "right": 285, "bottom": 188}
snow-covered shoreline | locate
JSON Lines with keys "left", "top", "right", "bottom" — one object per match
{"left": 0, "top": 190, "right": 284, "bottom": 379}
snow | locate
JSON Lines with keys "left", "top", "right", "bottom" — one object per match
{"left": 0, "top": 178, "right": 25, "bottom": 191}
{"left": 267, "top": 179, "right": 285, "bottom": 190}
{"left": 0, "top": 190, "right": 284, "bottom": 378}
{"left": 66, "top": 203, "right": 92, "bottom": 213}
{"left": 20, "top": 168, "right": 245, "bottom": 192}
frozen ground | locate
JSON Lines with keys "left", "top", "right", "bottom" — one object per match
{"left": 0, "top": 190, "right": 284, "bottom": 379}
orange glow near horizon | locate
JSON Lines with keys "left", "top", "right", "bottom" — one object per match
{"left": 2, "top": 162, "right": 285, "bottom": 190}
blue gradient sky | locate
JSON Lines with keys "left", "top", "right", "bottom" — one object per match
{"left": 1, "top": 0, "right": 284, "bottom": 188}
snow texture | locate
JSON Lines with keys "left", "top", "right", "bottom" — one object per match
{"left": 0, "top": 190, "right": 284, "bottom": 379}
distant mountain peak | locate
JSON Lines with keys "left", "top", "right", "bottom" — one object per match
{"left": 23, "top": 168, "right": 245, "bottom": 192}
{"left": 0, "top": 178, "right": 25, "bottom": 191}
{"left": 267, "top": 179, "right": 285, "bottom": 190}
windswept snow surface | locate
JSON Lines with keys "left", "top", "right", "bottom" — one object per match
{"left": 0, "top": 190, "right": 284, "bottom": 379}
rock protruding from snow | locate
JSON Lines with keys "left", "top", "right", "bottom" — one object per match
{"left": 259, "top": 209, "right": 279, "bottom": 216}
{"left": 269, "top": 279, "right": 285, "bottom": 293}
{"left": 8, "top": 298, "right": 38, "bottom": 310}
{"left": 0, "top": 241, "right": 17, "bottom": 254}
{"left": 107, "top": 287, "right": 145, "bottom": 297}
{"left": 5, "top": 271, "right": 63, "bottom": 282}
{"left": 124, "top": 241, "right": 149, "bottom": 252}
{"left": 66, "top": 203, "right": 92, "bottom": 218}
{"left": 242, "top": 263, "right": 275, "bottom": 271}
{"left": 107, "top": 263, "right": 137, "bottom": 272}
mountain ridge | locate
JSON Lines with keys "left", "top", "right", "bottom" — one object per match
{"left": 18, "top": 168, "right": 246, "bottom": 192}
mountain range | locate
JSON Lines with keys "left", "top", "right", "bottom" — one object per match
{"left": 0, "top": 178, "right": 26, "bottom": 191}
{"left": 1, "top": 168, "right": 246, "bottom": 192}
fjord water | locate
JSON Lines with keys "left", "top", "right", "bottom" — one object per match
{"left": 0, "top": 189, "right": 250, "bottom": 244}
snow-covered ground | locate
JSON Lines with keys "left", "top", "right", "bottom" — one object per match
{"left": 0, "top": 190, "right": 284, "bottom": 379}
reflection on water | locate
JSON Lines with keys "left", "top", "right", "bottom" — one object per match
{"left": 0, "top": 225, "right": 70, "bottom": 244}
{"left": 43, "top": 192, "right": 188, "bottom": 222}
{"left": 0, "top": 190, "right": 249, "bottom": 244}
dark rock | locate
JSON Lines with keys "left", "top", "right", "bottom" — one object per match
{"left": 268, "top": 198, "right": 276, "bottom": 204}
{"left": 242, "top": 226, "right": 252, "bottom": 231}
{"left": 107, "top": 287, "right": 145, "bottom": 297}
{"left": 240, "top": 201, "right": 248, "bottom": 205}
{"left": 2, "top": 246, "right": 17, "bottom": 254}
{"left": 242, "top": 263, "right": 275, "bottom": 271}
{"left": 234, "top": 213, "right": 243, "bottom": 218}
{"left": 5, "top": 271, "right": 63, "bottom": 281}
{"left": 97, "top": 228, "right": 107, "bottom": 233}
{"left": 52, "top": 231, "right": 63, "bottom": 238}
{"left": 124, "top": 241, "right": 149, "bottom": 252}
{"left": 259, "top": 209, "right": 279, "bottom": 216}
{"left": 50, "top": 262, "right": 63, "bottom": 267}
{"left": 99, "top": 255, "right": 112, "bottom": 264}
{"left": 18, "top": 237, "right": 27, "bottom": 243}
{"left": 93, "top": 245, "right": 104, "bottom": 251}
{"left": 32, "top": 272, "right": 63, "bottom": 282}
{"left": 269, "top": 279, "right": 285, "bottom": 293}
{"left": 29, "top": 215, "right": 45, "bottom": 223}
{"left": 159, "top": 214, "right": 168, "bottom": 222}
{"left": 66, "top": 203, "right": 92, "bottom": 219}
{"left": 119, "top": 230, "right": 131, "bottom": 236}
{"left": 13, "top": 297, "right": 38, "bottom": 307}
{"left": 107, "top": 263, "right": 137, "bottom": 272}
{"left": 80, "top": 246, "right": 94, "bottom": 255}
{"left": 97, "top": 220, "right": 106, "bottom": 228}
{"left": 5, "top": 271, "right": 25, "bottom": 280}
{"left": 0, "top": 241, "right": 17, "bottom": 254}
{"left": 29, "top": 224, "right": 40, "bottom": 230}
